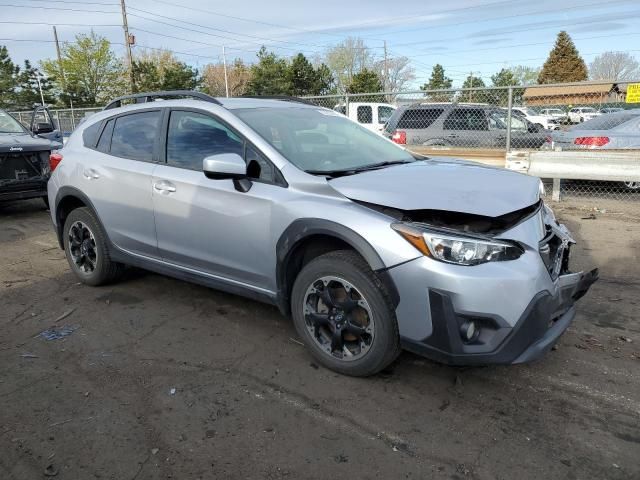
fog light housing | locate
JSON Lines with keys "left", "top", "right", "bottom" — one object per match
{"left": 460, "top": 321, "right": 479, "bottom": 343}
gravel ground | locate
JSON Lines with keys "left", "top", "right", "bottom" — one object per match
{"left": 1, "top": 198, "right": 638, "bottom": 480}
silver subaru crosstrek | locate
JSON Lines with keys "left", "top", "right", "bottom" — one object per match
{"left": 48, "top": 91, "right": 597, "bottom": 376}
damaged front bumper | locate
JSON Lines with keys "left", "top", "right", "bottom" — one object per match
{"left": 386, "top": 211, "right": 598, "bottom": 366}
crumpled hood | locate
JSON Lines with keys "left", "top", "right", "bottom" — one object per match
{"left": 328, "top": 158, "right": 541, "bottom": 217}
{"left": 0, "top": 132, "right": 56, "bottom": 153}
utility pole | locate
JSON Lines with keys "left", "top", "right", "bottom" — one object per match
{"left": 383, "top": 40, "right": 388, "bottom": 92}
{"left": 53, "top": 26, "right": 75, "bottom": 127}
{"left": 120, "top": 0, "right": 135, "bottom": 92}
{"left": 222, "top": 45, "right": 229, "bottom": 98}
{"left": 469, "top": 70, "right": 474, "bottom": 102}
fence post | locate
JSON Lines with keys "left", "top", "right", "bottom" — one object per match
{"left": 54, "top": 110, "right": 61, "bottom": 131}
{"left": 505, "top": 86, "right": 513, "bottom": 152}
{"left": 552, "top": 178, "right": 561, "bottom": 202}
{"left": 345, "top": 94, "right": 350, "bottom": 119}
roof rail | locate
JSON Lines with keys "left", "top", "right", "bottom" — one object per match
{"left": 240, "top": 95, "right": 316, "bottom": 106}
{"left": 104, "top": 90, "right": 222, "bottom": 110}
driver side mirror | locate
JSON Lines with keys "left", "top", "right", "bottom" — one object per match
{"left": 33, "top": 122, "right": 54, "bottom": 134}
{"left": 202, "top": 153, "right": 252, "bottom": 193}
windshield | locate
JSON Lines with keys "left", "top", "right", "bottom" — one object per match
{"left": 234, "top": 107, "right": 416, "bottom": 174}
{"left": 0, "top": 110, "right": 26, "bottom": 133}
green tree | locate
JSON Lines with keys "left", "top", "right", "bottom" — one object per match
{"left": 41, "top": 31, "right": 125, "bottom": 106}
{"left": 15, "top": 60, "right": 55, "bottom": 108}
{"left": 287, "top": 54, "right": 333, "bottom": 96}
{"left": 132, "top": 50, "right": 198, "bottom": 93}
{"left": 246, "top": 47, "right": 291, "bottom": 95}
{"left": 510, "top": 65, "right": 540, "bottom": 86}
{"left": 324, "top": 37, "right": 373, "bottom": 93}
{"left": 491, "top": 68, "right": 517, "bottom": 87}
{"left": 461, "top": 75, "right": 490, "bottom": 102}
{"left": 420, "top": 64, "right": 453, "bottom": 101}
{"left": 314, "top": 63, "right": 334, "bottom": 95}
{"left": 346, "top": 68, "right": 383, "bottom": 95}
{"left": 0, "top": 45, "right": 19, "bottom": 108}
{"left": 538, "top": 31, "right": 587, "bottom": 84}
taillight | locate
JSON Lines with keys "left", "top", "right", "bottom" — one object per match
{"left": 391, "top": 130, "right": 406, "bottom": 145}
{"left": 49, "top": 152, "right": 63, "bottom": 171}
{"left": 574, "top": 136, "right": 609, "bottom": 147}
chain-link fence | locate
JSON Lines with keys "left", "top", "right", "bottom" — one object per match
{"left": 305, "top": 81, "right": 640, "bottom": 201}
{"left": 9, "top": 107, "right": 102, "bottom": 135}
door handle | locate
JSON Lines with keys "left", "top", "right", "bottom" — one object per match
{"left": 82, "top": 169, "right": 100, "bottom": 180}
{"left": 446, "top": 134, "right": 458, "bottom": 138}
{"left": 153, "top": 181, "right": 176, "bottom": 193}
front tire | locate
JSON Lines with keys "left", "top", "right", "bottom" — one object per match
{"left": 621, "top": 181, "right": 640, "bottom": 191}
{"left": 290, "top": 250, "right": 400, "bottom": 376}
{"left": 63, "top": 207, "right": 124, "bottom": 286}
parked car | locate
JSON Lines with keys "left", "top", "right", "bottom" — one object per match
{"left": 384, "top": 103, "right": 550, "bottom": 149}
{"left": 1, "top": 107, "right": 62, "bottom": 206}
{"left": 599, "top": 107, "right": 624, "bottom": 114}
{"left": 512, "top": 107, "right": 561, "bottom": 130}
{"left": 334, "top": 102, "right": 396, "bottom": 133}
{"left": 567, "top": 107, "right": 600, "bottom": 123}
{"left": 552, "top": 109, "right": 640, "bottom": 190}
{"left": 48, "top": 91, "right": 597, "bottom": 376}
{"left": 539, "top": 108, "right": 567, "bottom": 119}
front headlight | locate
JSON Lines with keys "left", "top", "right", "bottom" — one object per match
{"left": 392, "top": 223, "right": 524, "bottom": 266}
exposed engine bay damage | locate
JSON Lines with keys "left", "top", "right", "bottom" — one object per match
{"left": 358, "top": 199, "right": 542, "bottom": 235}
{"left": 0, "top": 152, "right": 48, "bottom": 185}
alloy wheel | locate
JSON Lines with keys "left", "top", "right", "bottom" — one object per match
{"left": 68, "top": 221, "right": 98, "bottom": 274}
{"left": 303, "top": 276, "right": 374, "bottom": 361}
{"left": 623, "top": 181, "right": 640, "bottom": 190}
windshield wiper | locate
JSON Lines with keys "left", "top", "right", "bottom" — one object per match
{"left": 306, "top": 159, "right": 416, "bottom": 178}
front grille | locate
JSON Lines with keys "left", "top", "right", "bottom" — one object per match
{"left": 0, "top": 152, "right": 46, "bottom": 183}
{"left": 539, "top": 227, "right": 570, "bottom": 280}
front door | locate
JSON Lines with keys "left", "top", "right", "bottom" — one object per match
{"left": 151, "top": 108, "right": 288, "bottom": 292}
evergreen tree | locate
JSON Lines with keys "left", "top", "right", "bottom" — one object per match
{"left": 0, "top": 46, "right": 19, "bottom": 108}
{"left": 15, "top": 60, "right": 55, "bottom": 108}
{"left": 246, "top": 47, "right": 291, "bottom": 96}
{"left": 346, "top": 68, "right": 383, "bottom": 95}
{"left": 491, "top": 68, "right": 517, "bottom": 87}
{"left": 288, "top": 53, "right": 318, "bottom": 96}
{"left": 538, "top": 31, "right": 587, "bottom": 84}
{"left": 461, "top": 75, "right": 489, "bottom": 103}
{"left": 420, "top": 64, "right": 453, "bottom": 101}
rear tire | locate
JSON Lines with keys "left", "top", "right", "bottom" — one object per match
{"left": 63, "top": 207, "right": 124, "bottom": 286}
{"left": 290, "top": 250, "right": 400, "bottom": 377}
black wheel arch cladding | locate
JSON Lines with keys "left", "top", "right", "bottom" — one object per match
{"left": 275, "top": 218, "right": 400, "bottom": 316}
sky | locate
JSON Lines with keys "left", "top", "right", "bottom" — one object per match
{"left": 1, "top": 0, "right": 639, "bottom": 88}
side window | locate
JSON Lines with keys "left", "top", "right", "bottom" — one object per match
{"left": 357, "top": 106, "right": 373, "bottom": 124}
{"left": 397, "top": 109, "right": 443, "bottom": 129}
{"left": 96, "top": 119, "right": 114, "bottom": 153}
{"left": 82, "top": 121, "right": 102, "bottom": 148}
{"left": 166, "top": 110, "right": 244, "bottom": 170}
{"left": 444, "top": 109, "right": 487, "bottom": 131}
{"left": 245, "top": 144, "right": 276, "bottom": 183}
{"left": 110, "top": 111, "right": 161, "bottom": 161}
{"left": 378, "top": 106, "right": 394, "bottom": 124}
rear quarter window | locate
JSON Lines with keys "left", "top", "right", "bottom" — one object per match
{"left": 82, "top": 121, "right": 102, "bottom": 148}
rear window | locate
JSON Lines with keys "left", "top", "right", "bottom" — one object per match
{"left": 110, "top": 111, "right": 161, "bottom": 161}
{"left": 573, "top": 113, "right": 637, "bottom": 130}
{"left": 397, "top": 108, "right": 444, "bottom": 129}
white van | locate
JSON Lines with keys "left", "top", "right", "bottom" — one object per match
{"left": 334, "top": 102, "right": 396, "bottom": 133}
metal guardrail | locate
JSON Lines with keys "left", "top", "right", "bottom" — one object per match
{"left": 506, "top": 150, "right": 640, "bottom": 200}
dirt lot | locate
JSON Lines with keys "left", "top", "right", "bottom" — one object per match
{"left": 1, "top": 198, "right": 639, "bottom": 480}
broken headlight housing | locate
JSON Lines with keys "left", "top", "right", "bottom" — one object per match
{"left": 392, "top": 223, "right": 524, "bottom": 266}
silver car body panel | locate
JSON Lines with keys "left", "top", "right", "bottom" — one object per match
{"left": 49, "top": 97, "right": 595, "bottom": 365}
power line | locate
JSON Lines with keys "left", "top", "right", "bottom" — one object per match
{"left": 0, "top": 21, "right": 122, "bottom": 27}
{"left": 0, "top": 3, "right": 119, "bottom": 13}
{"left": 20, "top": 0, "right": 119, "bottom": 5}
{"left": 361, "top": 0, "right": 635, "bottom": 38}
{"left": 392, "top": 8, "right": 640, "bottom": 48}
{"left": 127, "top": 7, "right": 339, "bottom": 51}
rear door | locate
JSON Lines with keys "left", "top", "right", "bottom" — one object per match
{"left": 442, "top": 108, "right": 494, "bottom": 147}
{"left": 81, "top": 109, "right": 162, "bottom": 258}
